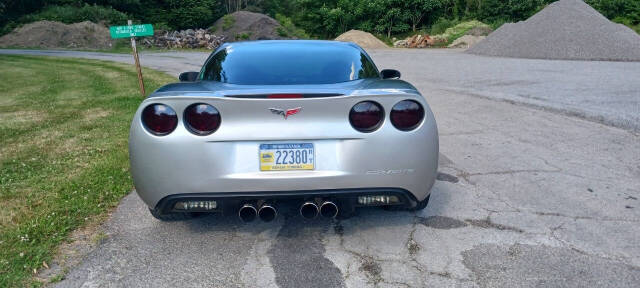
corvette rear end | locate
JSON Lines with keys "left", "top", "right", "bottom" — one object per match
{"left": 129, "top": 40, "right": 438, "bottom": 221}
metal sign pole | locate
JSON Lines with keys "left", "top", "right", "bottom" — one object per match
{"left": 128, "top": 20, "right": 146, "bottom": 97}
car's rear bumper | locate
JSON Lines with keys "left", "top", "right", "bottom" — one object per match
{"left": 130, "top": 136, "right": 438, "bottom": 209}
{"left": 152, "top": 188, "right": 420, "bottom": 216}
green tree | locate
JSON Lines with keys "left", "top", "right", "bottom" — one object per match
{"left": 375, "top": 1, "right": 405, "bottom": 38}
{"left": 404, "top": 0, "right": 446, "bottom": 32}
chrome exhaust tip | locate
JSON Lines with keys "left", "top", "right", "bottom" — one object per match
{"left": 320, "top": 201, "right": 339, "bottom": 218}
{"left": 300, "top": 201, "right": 319, "bottom": 219}
{"left": 258, "top": 203, "right": 277, "bottom": 222}
{"left": 238, "top": 204, "right": 257, "bottom": 222}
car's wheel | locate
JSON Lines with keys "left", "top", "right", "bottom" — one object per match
{"left": 409, "top": 194, "right": 430, "bottom": 211}
{"left": 148, "top": 208, "right": 194, "bottom": 221}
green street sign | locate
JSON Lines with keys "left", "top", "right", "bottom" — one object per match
{"left": 109, "top": 24, "right": 154, "bottom": 39}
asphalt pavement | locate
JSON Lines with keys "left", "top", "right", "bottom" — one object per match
{"left": 2, "top": 48, "right": 639, "bottom": 288}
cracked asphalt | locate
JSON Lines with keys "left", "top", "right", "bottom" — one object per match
{"left": 2, "top": 49, "right": 639, "bottom": 287}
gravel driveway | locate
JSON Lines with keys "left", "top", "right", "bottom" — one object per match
{"left": 2, "top": 48, "right": 639, "bottom": 288}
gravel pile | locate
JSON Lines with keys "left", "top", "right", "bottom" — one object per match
{"left": 467, "top": 0, "right": 640, "bottom": 61}
{"left": 335, "top": 30, "right": 389, "bottom": 49}
{"left": 0, "top": 21, "right": 113, "bottom": 49}
{"left": 211, "top": 11, "right": 286, "bottom": 42}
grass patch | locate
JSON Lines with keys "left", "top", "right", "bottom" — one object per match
{"left": 221, "top": 14, "right": 235, "bottom": 31}
{"left": 436, "top": 20, "right": 491, "bottom": 45}
{"left": 0, "top": 55, "right": 174, "bottom": 286}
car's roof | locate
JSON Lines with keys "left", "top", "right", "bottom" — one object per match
{"left": 218, "top": 40, "right": 363, "bottom": 51}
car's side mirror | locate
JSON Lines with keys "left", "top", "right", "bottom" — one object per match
{"left": 179, "top": 71, "right": 199, "bottom": 82}
{"left": 380, "top": 69, "right": 401, "bottom": 79}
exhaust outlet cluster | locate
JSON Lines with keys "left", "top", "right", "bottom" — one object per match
{"left": 300, "top": 200, "right": 339, "bottom": 219}
{"left": 239, "top": 203, "right": 278, "bottom": 222}
{"left": 239, "top": 200, "right": 339, "bottom": 222}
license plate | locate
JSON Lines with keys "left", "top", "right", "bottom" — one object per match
{"left": 259, "top": 143, "right": 314, "bottom": 171}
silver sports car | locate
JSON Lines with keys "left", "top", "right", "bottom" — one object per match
{"left": 129, "top": 40, "right": 438, "bottom": 222}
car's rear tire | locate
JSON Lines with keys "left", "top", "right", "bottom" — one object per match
{"left": 149, "top": 208, "right": 194, "bottom": 221}
{"left": 410, "top": 194, "right": 430, "bottom": 211}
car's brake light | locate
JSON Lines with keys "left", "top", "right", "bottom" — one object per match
{"left": 141, "top": 104, "right": 178, "bottom": 136}
{"left": 184, "top": 103, "right": 221, "bottom": 135}
{"left": 349, "top": 101, "right": 384, "bottom": 132}
{"left": 390, "top": 100, "right": 424, "bottom": 131}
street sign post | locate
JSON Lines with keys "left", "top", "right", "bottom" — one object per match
{"left": 110, "top": 22, "right": 154, "bottom": 97}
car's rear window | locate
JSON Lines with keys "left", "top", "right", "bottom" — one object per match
{"left": 200, "top": 42, "right": 380, "bottom": 85}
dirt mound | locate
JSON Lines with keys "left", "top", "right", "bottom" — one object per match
{"left": 0, "top": 20, "right": 113, "bottom": 49}
{"left": 211, "top": 11, "right": 286, "bottom": 42}
{"left": 465, "top": 26, "right": 493, "bottom": 37}
{"left": 449, "top": 35, "right": 486, "bottom": 49}
{"left": 335, "top": 30, "right": 388, "bottom": 49}
{"left": 467, "top": 0, "right": 640, "bottom": 61}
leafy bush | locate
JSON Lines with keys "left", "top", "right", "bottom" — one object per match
{"left": 488, "top": 19, "right": 508, "bottom": 30}
{"left": 221, "top": 14, "right": 235, "bottom": 31}
{"left": 275, "top": 13, "right": 309, "bottom": 39}
{"left": 235, "top": 32, "right": 251, "bottom": 40}
{"left": 613, "top": 16, "right": 640, "bottom": 34}
{"left": 20, "top": 4, "right": 129, "bottom": 26}
{"left": 431, "top": 20, "right": 491, "bottom": 44}
{"left": 276, "top": 26, "right": 288, "bottom": 37}
{"left": 152, "top": 22, "right": 171, "bottom": 32}
{"left": 430, "top": 18, "right": 459, "bottom": 35}
{"left": 165, "top": 0, "right": 220, "bottom": 30}
{"left": 587, "top": 0, "right": 640, "bottom": 24}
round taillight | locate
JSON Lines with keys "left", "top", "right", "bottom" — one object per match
{"left": 141, "top": 104, "right": 178, "bottom": 136}
{"left": 184, "top": 103, "right": 221, "bottom": 135}
{"left": 349, "top": 101, "right": 384, "bottom": 132}
{"left": 390, "top": 100, "right": 424, "bottom": 131}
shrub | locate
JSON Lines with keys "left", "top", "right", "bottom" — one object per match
{"left": 20, "top": 4, "right": 129, "bottom": 26}
{"left": 222, "top": 14, "right": 235, "bottom": 31}
{"left": 431, "top": 20, "right": 491, "bottom": 44}
{"left": 613, "top": 16, "right": 640, "bottom": 34}
{"left": 276, "top": 26, "right": 288, "bottom": 37}
{"left": 152, "top": 22, "right": 171, "bottom": 32}
{"left": 275, "top": 13, "right": 309, "bottom": 39}
{"left": 430, "top": 18, "right": 459, "bottom": 35}
{"left": 165, "top": 0, "right": 220, "bottom": 30}
{"left": 235, "top": 32, "right": 251, "bottom": 40}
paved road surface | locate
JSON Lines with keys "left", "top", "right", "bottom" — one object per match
{"left": 2, "top": 49, "right": 639, "bottom": 287}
